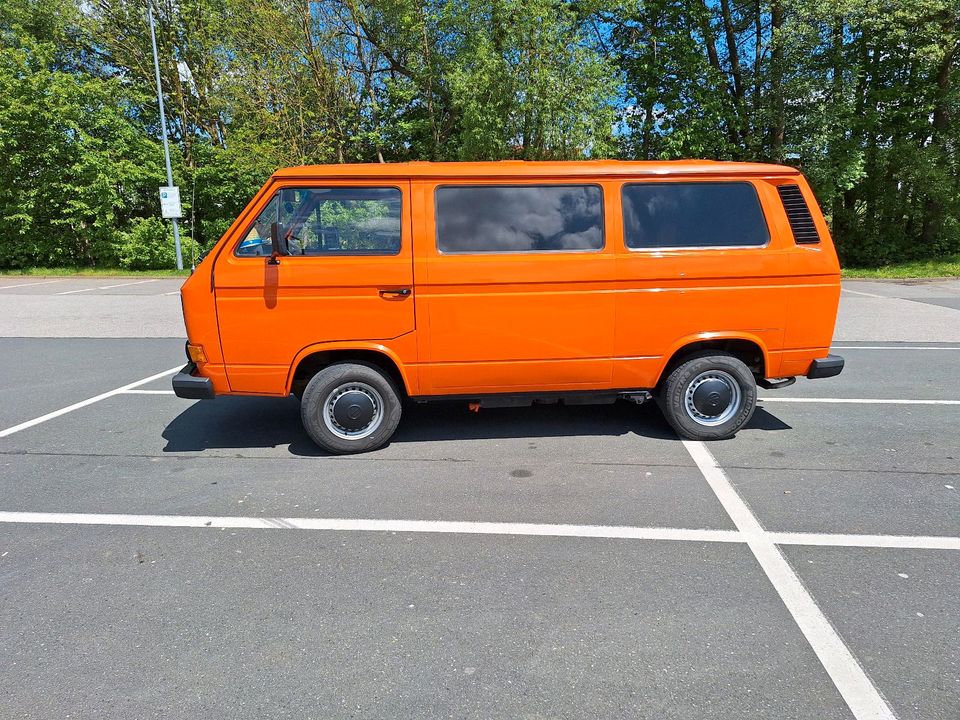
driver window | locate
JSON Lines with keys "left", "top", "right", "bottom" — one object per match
{"left": 278, "top": 187, "right": 401, "bottom": 256}
{"left": 235, "top": 195, "right": 279, "bottom": 257}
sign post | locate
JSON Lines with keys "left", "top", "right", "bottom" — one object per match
{"left": 147, "top": 1, "right": 184, "bottom": 271}
{"left": 159, "top": 186, "right": 182, "bottom": 219}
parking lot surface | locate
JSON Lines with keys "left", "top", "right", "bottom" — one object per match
{"left": 0, "top": 277, "right": 958, "bottom": 719}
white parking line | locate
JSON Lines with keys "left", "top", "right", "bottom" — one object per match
{"left": 0, "top": 512, "right": 744, "bottom": 542}
{"left": 841, "top": 288, "right": 888, "bottom": 299}
{"left": 121, "top": 389, "right": 176, "bottom": 395}
{"left": 683, "top": 440, "right": 896, "bottom": 720}
{"left": 0, "top": 279, "right": 64, "bottom": 290}
{"left": 772, "top": 532, "right": 960, "bottom": 551}
{"left": 57, "top": 279, "right": 160, "bottom": 295}
{"left": 0, "top": 366, "right": 182, "bottom": 438}
{"left": 56, "top": 287, "right": 95, "bottom": 295}
{"left": 759, "top": 397, "right": 960, "bottom": 405}
{"left": 0, "top": 510, "right": 955, "bottom": 551}
{"left": 98, "top": 279, "right": 158, "bottom": 289}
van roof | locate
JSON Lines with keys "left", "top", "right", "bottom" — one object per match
{"left": 272, "top": 159, "right": 799, "bottom": 180}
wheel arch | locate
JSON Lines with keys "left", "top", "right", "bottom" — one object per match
{"left": 286, "top": 342, "right": 413, "bottom": 398}
{"left": 655, "top": 333, "right": 770, "bottom": 389}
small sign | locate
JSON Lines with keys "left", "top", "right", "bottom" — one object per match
{"left": 159, "top": 186, "right": 182, "bottom": 219}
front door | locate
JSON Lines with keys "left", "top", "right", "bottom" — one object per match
{"left": 214, "top": 181, "right": 415, "bottom": 394}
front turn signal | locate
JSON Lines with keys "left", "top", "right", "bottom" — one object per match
{"left": 187, "top": 344, "right": 207, "bottom": 364}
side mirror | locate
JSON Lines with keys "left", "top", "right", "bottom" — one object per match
{"left": 268, "top": 222, "right": 286, "bottom": 265}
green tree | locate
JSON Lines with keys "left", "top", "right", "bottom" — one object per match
{"left": 0, "top": 0, "right": 166, "bottom": 267}
{"left": 1, "top": 0, "right": 958, "bottom": 270}
{"left": 610, "top": 0, "right": 960, "bottom": 265}
{"left": 347, "top": 0, "right": 617, "bottom": 160}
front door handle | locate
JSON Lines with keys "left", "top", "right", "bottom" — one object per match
{"left": 379, "top": 288, "right": 411, "bottom": 297}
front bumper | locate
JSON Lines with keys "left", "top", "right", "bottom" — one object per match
{"left": 172, "top": 362, "right": 215, "bottom": 399}
{"left": 807, "top": 354, "right": 845, "bottom": 379}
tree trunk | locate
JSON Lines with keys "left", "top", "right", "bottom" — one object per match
{"left": 768, "top": 1, "right": 785, "bottom": 159}
{"left": 921, "top": 26, "right": 958, "bottom": 247}
{"left": 753, "top": 0, "right": 761, "bottom": 123}
{"left": 641, "top": 96, "right": 655, "bottom": 159}
{"left": 718, "top": 0, "right": 748, "bottom": 144}
{"left": 693, "top": 2, "right": 741, "bottom": 147}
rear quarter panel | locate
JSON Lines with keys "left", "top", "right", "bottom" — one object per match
{"left": 778, "top": 176, "right": 842, "bottom": 376}
{"left": 612, "top": 176, "right": 796, "bottom": 386}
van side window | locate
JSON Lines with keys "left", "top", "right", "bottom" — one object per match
{"left": 234, "top": 187, "right": 402, "bottom": 257}
{"left": 235, "top": 188, "right": 401, "bottom": 257}
{"left": 621, "top": 182, "right": 769, "bottom": 249}
{"left": 435, "top": 185, "right": 604, "bottom": 253}
{"left": 235, "top": 195, "right": 279, "bottom": 257}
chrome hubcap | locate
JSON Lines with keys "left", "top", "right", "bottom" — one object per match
{"left": 323, "top": 382, "right": 384, "bottom": 440}
{"left": 683, "top": 370, "right": 741, "bottom": 426}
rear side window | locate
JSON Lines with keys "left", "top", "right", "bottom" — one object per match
{"left": 435, "top": 185, "right": 604, "bottom": 253}
{"left": 776, "top": 184, "right": 820, "bottom": 244}
{"left": 622, "top": 182, "right": 769, "bottom": 249}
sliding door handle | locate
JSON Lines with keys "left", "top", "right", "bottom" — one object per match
{"left": 379, "top": 288, "right": 411, "bottom": 297}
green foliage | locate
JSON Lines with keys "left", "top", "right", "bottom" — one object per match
{"left": 0, "top": 0, "right": 957, "bottom": 270}
{"left": 442, "top": 0, "right": 617, "bottom": 159}
{"left": 0, "top": 2, "right": 165, "bottom": 268}
{"left": 611, "top": 0, "right": 960, "bottom": 266}
{"left": 841, "top": 254, "right": 960, "bottom": 279}
{"left": 0, "top": 267, "right": 189, "bottom": 277}
{"left": 117, "top": 216, "right": 199, "bottom": 270}
{"left": 188, "top": 138, "right": 278, "bottom": 250}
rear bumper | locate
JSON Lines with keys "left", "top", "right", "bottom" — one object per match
{"left": 172, "top": 363, "right": 216, "bottom": 399}
{"left": 807, "top": 354, "right": 844, "bottom": 379}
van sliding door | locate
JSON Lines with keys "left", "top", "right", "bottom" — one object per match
{"left": 413, "top": 180, "right": 617, "bottom": 395}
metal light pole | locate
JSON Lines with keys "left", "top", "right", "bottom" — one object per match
{"left": 147, "top": 1, "right": 183, "bottom": 271}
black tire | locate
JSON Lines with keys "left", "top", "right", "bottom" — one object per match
{"left": 300, "top": 362, "right": 402, "bottom": 454}
{"left": 658, "top": 351, "right": 756, "bottom": 440}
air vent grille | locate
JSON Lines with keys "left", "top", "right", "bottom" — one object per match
{"left": 777, "top": 184, "right": 820, "bottom": 244}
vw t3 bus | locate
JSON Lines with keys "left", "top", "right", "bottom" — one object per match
{"left": 174, "top": 160, "right": 843, "bottom": 453}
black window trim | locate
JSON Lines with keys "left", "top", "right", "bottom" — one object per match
{"left": 620, "top": 180, "right": 771, "bottom": 252}
{"left": 434, "top": 183, "right": 607, "bottom": 255}
{"left": 232, "top": 184, "right": 404, "bottom": 259}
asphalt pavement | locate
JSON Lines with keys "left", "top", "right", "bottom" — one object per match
{"left": 0, "top": 276, "right": 957, "bottom": 720}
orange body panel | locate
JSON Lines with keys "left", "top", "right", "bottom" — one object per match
{"left": 178, "top": 160, "right": 841, "bottom": 398}
{"left": 210, "top": 179, "right": 414, "bottom": 395}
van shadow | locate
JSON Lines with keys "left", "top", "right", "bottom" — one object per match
{"left": 162, "top": 397, "right": 792, "bottom": 456}
{"left": 746, "top": 406, "right": 793, "bottom": 432}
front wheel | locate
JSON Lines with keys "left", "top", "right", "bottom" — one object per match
{"left": 658, "top": 352, "right": 756, "bottom": 440}
{"left": 300, "top": 362, "right": 402, "bottom": 454}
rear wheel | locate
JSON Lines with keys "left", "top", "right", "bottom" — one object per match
{"left": 658, "top": 352, "right": 756, "bottom": 440}
{"left": 300, "top": 362, "right": 402, "bottom": 454}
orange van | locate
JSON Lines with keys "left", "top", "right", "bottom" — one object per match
{"left": 174, "top": 160, "right": 843, "bottom": 453}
